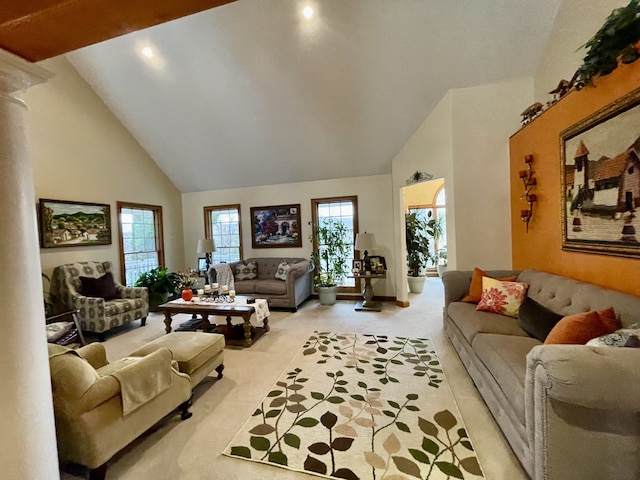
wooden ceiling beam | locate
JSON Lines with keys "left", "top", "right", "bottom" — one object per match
{"left": 0, "top": 0, "right": 237, "bottom": 62}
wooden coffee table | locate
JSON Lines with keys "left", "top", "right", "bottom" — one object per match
{"left": 158, "top": 298, "right": 269, "bottom": 347}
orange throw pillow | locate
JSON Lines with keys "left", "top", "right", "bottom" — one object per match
{"left": 462, "top": 267, "right": 518, "bottom": 304}
{"left": 544, "top": 307, "right": 620, "bottom": 345}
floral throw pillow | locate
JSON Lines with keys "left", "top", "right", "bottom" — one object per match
{"left": 235, "top": 262, "right": 258, "bottom": 281}
{"left": 476, "top": 277, "right": 529, "bottom": 318}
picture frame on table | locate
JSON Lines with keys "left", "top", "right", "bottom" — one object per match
{"left": 369, "top": 255, "right": 386, "bottom": 273}
{"left": 561, "top": 86, "right": 640, "bottom": 258}
{"left": 197, "top": 257, "right": 208, "bottom": 277}
{"left": 250, "top": 204, "right": 302, "bottom": 248}
{"left": 352, "top": 259, "right": 362, "bottom": 274}
{"left": 38, "top": 198, "right": 111, "bottom": 248}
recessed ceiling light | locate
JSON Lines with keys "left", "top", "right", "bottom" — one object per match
{"left": 303, "top": 5, "right": 313, "bottom": 19}
{"left": 141, "top": 47, "right": 153, "bottom": 58}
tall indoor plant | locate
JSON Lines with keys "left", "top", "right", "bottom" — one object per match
{"left": 426, "top": 212, "right": 446, "bottom": 277}
{"left": 311, "top": 218, "right": 352, "bottom": 305}
{"left": 134, "top": 267, "right": 180, "bottom": 311}
{"left": 405, "top": 211, "right": 432, "bottom": 293}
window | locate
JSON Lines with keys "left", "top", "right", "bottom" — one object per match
{"left": 311, "top": 196, "right": 358, "bottom": 291}
{"left": 117, "top": 202, "right": 165, "bottom": 286}
{"left": 204, "top": 204, "right": 242, "bottom": 263}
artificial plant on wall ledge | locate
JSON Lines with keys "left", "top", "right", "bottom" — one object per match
{"left": 573, "top": 0, "right": 640, "bottom": 89}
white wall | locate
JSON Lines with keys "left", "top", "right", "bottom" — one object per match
{"left": 26, "top": 57, "right": 185, "bottom": 282}
{"left": 534, "top": 0, "right": 625, "bottom": 100}
{"left": 391, "top": 77, "right": 533, "bottom": 303}
{"left": 450, "top": 76, "right": 533, "bottom": 270}
{"left": 181, "top": 174, "right": 396, "bottom": 297}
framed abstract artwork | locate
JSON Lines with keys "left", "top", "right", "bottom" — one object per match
{"left": 561, "top": 86, "right": 640, "bottom": 257}
{"left": 39, "top": 199, "right": 111, "bottom": 248}
{"left": 250, "top": 204, "right": 302, "bottom": 248}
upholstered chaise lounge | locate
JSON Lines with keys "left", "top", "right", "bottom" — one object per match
{"left": 52, "top": 261, "right": 149, "bottom": 340}
{"left": 48, "top": 342, "right": 192, "bottom": 480}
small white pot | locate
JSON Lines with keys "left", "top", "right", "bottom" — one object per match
{"left": 317, "top": 285, "right": 338, "bottom": 305}
{"left": 407, "top": 276, "right": 426, "bottom": 294}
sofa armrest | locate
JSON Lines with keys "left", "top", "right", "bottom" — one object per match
{"left": 287, "top": 259, "right": 312, "bottom": 280}
{"left": 78, "top": 343, "right": 109, "bottom": 369}
{"left": 77, "top": 375, "right": 121, "bottom": 412}
{"left": 117, "top": 284, "right": 148, "bottom": 300}
{"left": 527, "top": 344, "right": 640, "bottom": 410}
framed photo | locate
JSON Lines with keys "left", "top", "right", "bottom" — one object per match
{"left": 197, "top": 257, "right": 208, "bottom": 277}
{"left": 250, "top": 204, "right": 302, "bottom": 248}
{"left": 38, "top": 199, "right": 111, "bottom": 248}
{"left": 561, "top": 86, "right": 640, "bottom": 258}
{"left": 352, "top": 260, "right": 362, "bottom": 273}
{"left": 369, "top": 255, "right": 387, "bottom": 272}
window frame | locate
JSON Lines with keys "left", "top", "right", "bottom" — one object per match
{"left": 203, "top": 204, "right": 243, "bottom": 263}
{"left": 116, "top": 201, "right": 165, "bottom": 286}
{"left": 311, "top": 196, "right": 359, "bottom": 294}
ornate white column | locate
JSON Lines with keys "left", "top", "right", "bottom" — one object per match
{"left": 0, "top": 50, "right": 57, "bottom": 479}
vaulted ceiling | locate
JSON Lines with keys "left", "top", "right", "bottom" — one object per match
{"left": 2, "top": 0, "right": 563, "bottom": 193}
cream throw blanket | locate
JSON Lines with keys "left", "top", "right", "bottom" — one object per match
{"left": 101, "top": 349, "right": 173, "bottom": 416}
{"left": 211, "top": 263, "right": 235, "bottom": 292}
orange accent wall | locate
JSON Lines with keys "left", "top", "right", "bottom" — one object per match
{"left": 510, "top": 60, "right": 640, "bottom": 297}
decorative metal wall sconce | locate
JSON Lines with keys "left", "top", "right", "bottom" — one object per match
{"left": 519, "top": 154, "right": 537, "bottom": 232}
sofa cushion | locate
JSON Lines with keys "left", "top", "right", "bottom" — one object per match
{"left": 587, "top": 327, "right": 640, "bottom": 347}
{"left": 473, "top": 333, "right": 541, "bottom": 424}
{"left": 255, "top": 279, "right": 287, "bottom": 295}
{"left": 447, "top": 302, "right": 530, "bottom": 345}
{"left": 545, "top": 307, "right": 620, "bottom": 345}
{"left": 235, "top": 262, "right": 258, "bottom": 281}
{"left": 518, "top": 296, "right": 564, "bottom": 341}
{"left": 274, "top": 261, "right": 291, "bottom": 281}
{"left": 234, "top": 280, "right": 257, "bottom": 295}
{"left": 462, "top": 267, "right": 518, "bottom": 303}
{"left": 477, "top": 277, "right": 529, "bottom": 318}
{"left": 79, "top": 272, "right": 119, "bottom": 300}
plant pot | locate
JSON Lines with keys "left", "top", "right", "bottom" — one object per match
{"left": 317, "top": 285, "right": 338, "bottom": 306}
{"left": 407, "top": 276, "right": 426, "bottom": 294}
{"left": 149, "top": 292, "right": 170, "bottom": 312}
{"left": 437, "top": 264, "right": 448, "bottom": 277}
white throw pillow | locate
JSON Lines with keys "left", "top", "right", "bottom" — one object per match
{"left": 274, "top": 261, "right": 291, "bottom": 281}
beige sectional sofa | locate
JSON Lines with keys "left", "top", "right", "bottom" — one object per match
{"left": 226, "top": 257, "right": 313, "bottom": 311}
{"left": 443, "top": 268, "right": 640, "bottom": 480}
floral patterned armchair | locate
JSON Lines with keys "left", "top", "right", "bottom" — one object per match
{"left": 52, "top": 261, "right": 148, "bottom": 341}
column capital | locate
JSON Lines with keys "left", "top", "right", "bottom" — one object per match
{"left": 0, "top": 49, "right": 52, "bottom": 94}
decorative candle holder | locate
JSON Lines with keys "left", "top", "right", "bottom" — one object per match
{"left": 520, "top": 154, "right": 537, "bottom": 232}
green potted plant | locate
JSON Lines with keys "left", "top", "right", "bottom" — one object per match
{"left": 134, "top": 267, "right": 180, "bottom": 311}
{"left": 426, "top": 212, "right": 446, "bottom": 277}
{"left": 405, "top": 211, "right": 432, "bottom": 293}
{"left": 310, "top": 218, "right": 351, "bottom": 305}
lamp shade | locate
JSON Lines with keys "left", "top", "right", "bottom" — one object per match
{"left": 355, "top": 232, "right": 375, "bottom": 251}
{"left": 197, "top": 238, "right": 215, "bottom": 253}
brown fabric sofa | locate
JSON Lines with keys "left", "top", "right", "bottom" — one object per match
{"left": 443, "top": 268, "right": 640, "bottom": 480}
{"left": 226, "top": 257, "right": 313, "bottom": 311}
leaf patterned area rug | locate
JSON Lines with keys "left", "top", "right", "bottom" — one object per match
{"left": 223, "top": 332, "right": 484, "bottom": 480}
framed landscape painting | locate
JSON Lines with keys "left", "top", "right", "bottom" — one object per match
{"left": 39, "top": 199, "right": 111, "bottom": 248}
{"left": 561, "top": 86, "right": 640, "bottom": 258}
{"left": 250, "top": 204, "right": 302, "bottom": 248}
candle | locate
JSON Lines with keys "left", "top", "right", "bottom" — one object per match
{"left": 197, "top": 289, "right": 204, "bottom": 296}
{"left": 518, "top": 170, "right": 527, "bottom": 178}
{"left": 222, "top": 285, "right": 229, "bottom": 293}
{"left": 212, "top": 283, "right": 219, "bottom": 290}
{"left": 204, "top": 284, "right": 211, "bottom": 293}
{"left": 524, "top": 154, "right": 533, "bottom": 163}
{"left": 520, "top": 209, "right": 530, "bottom": 218}
{"left": 229, "top": 289, "right": 236, "bottom": 300}
{"left": 527, "top": 194, "right": 538, "bottom": 202}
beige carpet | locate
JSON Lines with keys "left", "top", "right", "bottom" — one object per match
{"left": 224, "top": 332, "right": 484, "bottom": 479}
{"left": 61, "top": 278, "right": 528, "bottom": 480}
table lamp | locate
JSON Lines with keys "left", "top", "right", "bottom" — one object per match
{"left": 355, "top": 232, "right": 376, "bottom": 272}
{"left": 197, "top": 238, "right": 216, "bottom": 271}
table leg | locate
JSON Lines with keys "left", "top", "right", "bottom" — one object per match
{"left": 242, "top": 314, "right": 253, "bottom": 347}
{"left": 201, "top": 314, "right": 211, "bottom": 332}
{"left": 263, "top": 316, "right": 270, "bottom": 332}
{"left": 164, "top": 312, "right": 172, "bottom": 334}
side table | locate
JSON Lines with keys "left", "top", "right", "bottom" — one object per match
{"left": 351, "top": 272, "right": 386, "bottom": 312}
